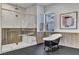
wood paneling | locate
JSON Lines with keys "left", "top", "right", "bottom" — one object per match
{"left": 2, "top": 28, "right": 22, "bottom": 45}
{"left": 58, "top": 33, "right": 79, "bottom": 49}
{"left": 2, "top": 28, "right": 37, "bottom": 45}
{"left": 36, "top": 32, "right": 79, "bottom": 49}
{"left": 36, "top": 32, "right": 44, "bottom": 44}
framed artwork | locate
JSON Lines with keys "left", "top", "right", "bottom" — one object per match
{"left": 60, "top": 12, "right": 78, "bottom": 29}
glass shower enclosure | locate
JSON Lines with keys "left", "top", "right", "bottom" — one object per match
{"left": 1, "top": 3, "right": 37, "bottom": 53}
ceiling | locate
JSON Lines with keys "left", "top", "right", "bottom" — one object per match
{"left": 38, "top": 3, "right": 52, "bottom": 6}
{"left": 10, "top": 3, "right": 53, "bottom": 9}
{"left": 9, "top": 3, "right": 35, "bottom": 9}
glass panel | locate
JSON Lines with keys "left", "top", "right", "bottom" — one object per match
{"left": 45, "top": 13, "right": 55, "bottom": 32}
{"left": 1, "top": 3, "right": 37, "bottom": 53}
{"left": 21, "top": 14, "right": 37, "bottom": 46}
{"left": 37, "top": 14, "right": 44, "bottom": 32}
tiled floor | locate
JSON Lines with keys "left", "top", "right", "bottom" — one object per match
{"left": 1, "top": 44, "right": 79, "bottom": 55}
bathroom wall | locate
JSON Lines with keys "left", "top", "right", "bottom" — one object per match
{"left": 46, "top": 3, "right": 79, "bottom": 49}
{"left": 46, "top": 3, "right": 79, "bottom": 32}
{"left": 0, "top": 4, "right": 2, "bottom": 54}
{"left": 25, "top": 5, "right": 37, "bottom": 15}
{"left": 22, "top": 5, "right": 37, "bottom": 28}
{"left": 2, "top": 3, "right": 25, "bottom": 28}
{"left": 22, "top": 5, "right": 36, "bottom": 28}
{"left": 60, "top": 33, "right": 79, "bottom": 49}
{"left": 2, "top": 4, "right": 37, "bottom": 28}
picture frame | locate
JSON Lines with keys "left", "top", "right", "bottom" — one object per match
{"left": 60, "top": 12, "right": 77, "bottom": 29}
